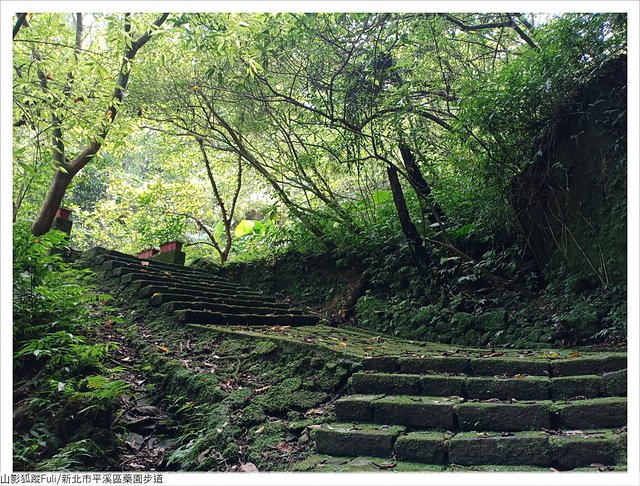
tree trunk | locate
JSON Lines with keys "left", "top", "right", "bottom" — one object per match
{"left": 386, "top": 163, "right": 431, "bottom": 267}
{"left": 30, "top": 13, "right": 169, "bottom": 236}
{"left": 31, "top": 170, "right": 73, "bottom": 236}
{"left": 399, "top": 144, "right": 445, "bottom": 225}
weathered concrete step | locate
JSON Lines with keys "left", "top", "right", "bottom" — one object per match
{"left": 120, "top": 273, "right": 262, "bottom": 297}
{"left": 104, "top": 261, "right": 234, "bottom": 287}
{"left": 335, "top": 395, "right": 626, "bottom": 431}
{"left": 148, "top": 292, "right": 290, "bottom": 310}
{"left": 162, "top": 301, "right": 306, "bottom": 316}
{"left": 107, "top": 268, "right": 242, "bottom": 292}
{"left": 135, "top": 282, "right": 277, "bottom": 303}
{"left": 86, "top": 247, "right": 215, "bottom": 277}
{"left": 350, "top": 371, "right": 627, "bottom": 400}
{"left": 364, "top": 354, "right": 627, "bottom": 377}
{"left": 121, "top": 273, "right": 245, "bottom": 295}
{"left": 313, "top": 426, "right": 626, "bottom": 470}
{"left": 175, "top": 309, "right": 320, "bottom": 326}
{"left": 313, "top": 424, "right": 405, "bottom": 457}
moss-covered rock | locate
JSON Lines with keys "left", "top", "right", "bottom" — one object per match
{"left": 456, "top": 402, "right": 551, "bottom": 431}
{"left": 254, "top": 377, "right": 327, "bottom": 414}
{"left": 474, "top": 310, "right": 507, "bottom": 333}
{"left": 373, "top": 396, "right": 458, "bottom": 429}
{"left": 549, "top": 431, "right": 624, "bottom": 470}
{"left": 314, "top": 423, "right": 405, "bottom": 457}
{"left": 466, "top": 376, "right": 550, "bottom": 400}
{"left": 449, "top": 431, "right": 552, "bottom": 466}
{"left": 394, "top": 432, "right": 449, "bottom": 463}
{"left": 554, "top": 397, "right": 626, "bottom": 429}
{"left": 549, "top": 375, "right": 601, "bottom": 400}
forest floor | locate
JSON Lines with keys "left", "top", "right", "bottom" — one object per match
{"left": 97, "top": 303, "right": 626, "bottom": 472}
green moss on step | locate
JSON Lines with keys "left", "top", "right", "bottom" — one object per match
{"left": 456, "top": 401, "right": 551, "bottom": 431}
{"left": 394, "top": 432, "right": 450, "bottom": 463}
{"left": 466, "top": 376, "right": 550, "bottom": 400}
{"left": 449, "top": 431, "right": 552, "bottom": 467}
{"left": 549, "top": 430, "right": 626, "bottom": 470}
{"left": 549, "top": 375, "right": 601, "bottom": 399}
{"left": 555, "top": 397, "right": 626, "bottom": 429}
{"left": 374, "top": 396, "right": 458, "bottom": 429}
{"left": 314, "top": 423, "right": 405, "bottom": 457}
{"left": 291, "top": 454, "right": 442, "bottom": 472}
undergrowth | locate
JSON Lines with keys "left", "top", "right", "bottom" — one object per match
{"left": 13, "top": 224, "right": 129, "bottom": 471}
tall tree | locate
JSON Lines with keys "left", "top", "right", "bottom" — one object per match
{"left": 15, "top": 13, "right": 169, "bottom": 236}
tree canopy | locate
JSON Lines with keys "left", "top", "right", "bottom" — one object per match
{"left": 12, "top": 12, "right": 627, "bottom": 268}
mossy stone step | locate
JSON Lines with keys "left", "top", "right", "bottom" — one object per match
{"left": 554, "top": 397, "right": 627, "bottom": 429}
{"left": 122, "top": 273, "right": 265, "bottom": 298}
{"left": 456, "top": 401, "right": 551, "bottom": 431}
{"left": 87, "top": 247, "right": 210, "bottom": 276}
{"left": 162, "top": 301, "right": 306, "bottom": 316}
{"left": 602, "top": 369, "right": 626, "bottom": 396}
{"left": 351, "top": 372, "right": 623, "bottom": 400}
{"left": 312, "top": 426, "right": 626, "bottom": 469}
{"left": 335, "top": 395, "right": 460, "bottom": 429}
{"left": 313, "top": 423, "right": 405, "bottom": 457}
{"left": 148, "top": 292, "right": 289, "bottom": 310}
{"left": 291, "top": 454, "right": 444, "bottom": 472}
{"left": 175, "top": 309, "right": 319, "bottom": 326}
{"left": 549, "top": 430, "right": 626, "bottom": 470}
{"left": 365, "top": 354, "right": 627, "bottom": 378}
{"left": 101, "top": 259, "right": 230, "bottom": 286}
{"left": 335, "top": 395, "right": 625, "bottom": 431}
{"left": 136, "top": 283, "right": 277, "bottom": 303}
{"left": 394, "top": 432, "right": 450, "bottom": 463}
{"left": 107, "top": 264, "right": 237, "bottom": 289}
{"left": 123, "top": 275, "right": 247, "bottom": 296}
{"left": 550, "top": 356, "right": 627, "bottom": 377}
{"left": 448, "top": 431, "right": 552, "bottom": 466}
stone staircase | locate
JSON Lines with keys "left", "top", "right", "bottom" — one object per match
{"left": 79, "top": 247, "right": 627, "bottom": 471}
{"left": 80, "top": 247, "right": 320, "bottom": 327}
{"left": 314, "top": 354, "right": 627, "bottom": 470}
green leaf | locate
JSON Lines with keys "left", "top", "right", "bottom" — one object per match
{"left": 234, "top": 219, "right": 256, "bottom": 237}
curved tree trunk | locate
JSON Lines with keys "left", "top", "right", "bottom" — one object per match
{"left": 30, "top": 13, "right": 169, "bottom": 236}
{"left": 31, "top": 171, "right": 73, "bottom": 236}
{"left": 386, "top": 163, "right": 431, "bottom": 267}
{"left": 399, "top": 144, "right": 446, "bottom": 225}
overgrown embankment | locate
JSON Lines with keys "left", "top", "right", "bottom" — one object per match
{"left": 216, "top": 56, "right": 626, "bottom": 351}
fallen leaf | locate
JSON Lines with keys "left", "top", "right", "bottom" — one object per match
{"left": 513, "top": 374, "right": 526, "bottom": 379}
{"left": 568, "top": 351, "right": 582, "bottom": 358}
{"left": 255, "top": 426, "right": 265, "bottom": 434}
{"left": 239, "top": 462, "right": 259, "bottom": 473}
{"left": 305, "top": 407, "right": 325, "bottom": 417}
{"left": 338, "top": 341, "right": 348, "bottom": 347}
{"left": 276, "top": 442, "right": 294, "bottom": 453}
{"left": 157, "top": 346, "right": 170, "bottom": 353}
{"left": 141, "top": 261, "right": 150, "bottom": 266}
{"left": 254, "top": 385, "right": 272, "bottom": 394}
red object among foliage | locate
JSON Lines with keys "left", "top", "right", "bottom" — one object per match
{"left": 137, "top": 248, "right": 159, "bottom": 259}
{"left": 56, "top": 207, "right": 72, "bottom": 220}
{"left": 160, "top": 240, "right": 183, "bottom": 253}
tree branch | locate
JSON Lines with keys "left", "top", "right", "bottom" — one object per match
{"left": 13, "top": 13, "right": 28, "bottom": 39}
